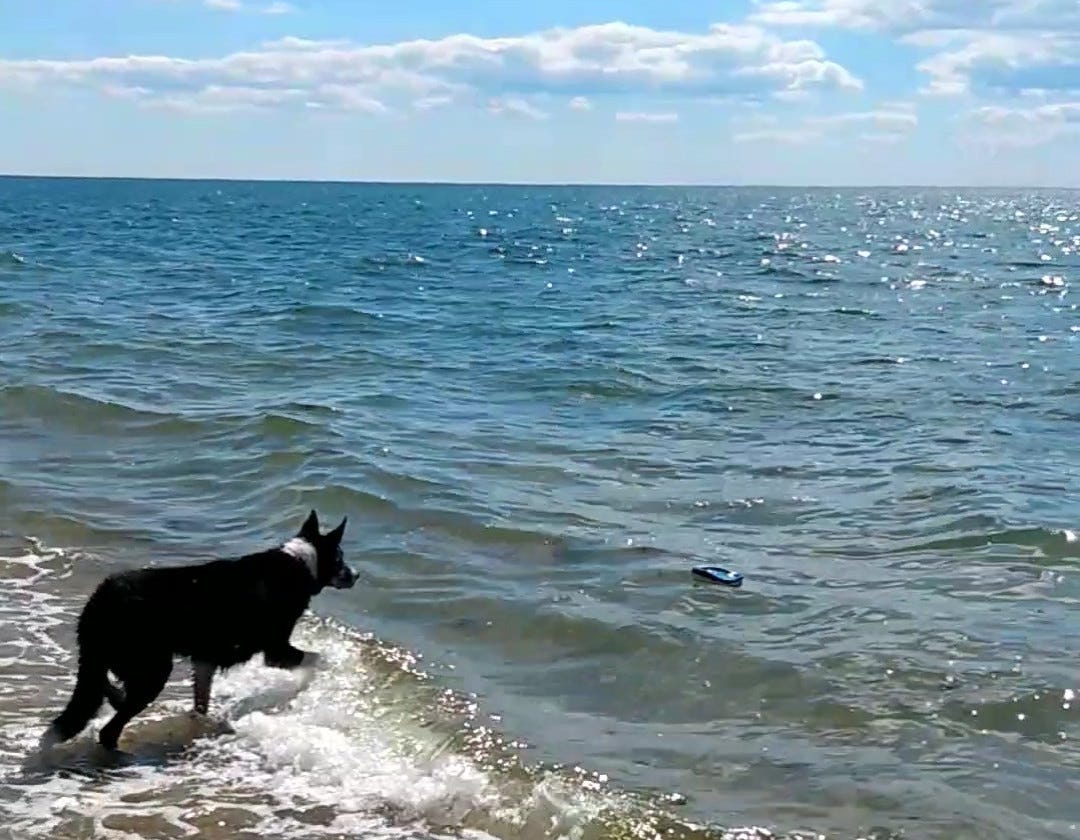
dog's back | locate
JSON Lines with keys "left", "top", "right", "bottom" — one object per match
{"left": 80, "top": 550, "right": 315, "bottom": 667}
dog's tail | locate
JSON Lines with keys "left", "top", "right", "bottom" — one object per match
{"left": 39, "top": 586, "right": 113, "bottom": 750}
{"left": 40, "top": 646, "right": 108, "bottom": 749}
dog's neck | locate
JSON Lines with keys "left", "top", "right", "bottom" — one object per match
{"left": 281, "top": 537, "right": 318, "bottom": 581}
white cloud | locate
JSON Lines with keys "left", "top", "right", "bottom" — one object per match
{"left": 772, "top": 89, "right": 815, "bottom": 102}
{"left": 314, "top": 85, "right": 389, "bottom": 114}
{"left": 961, "top": 100, "right": 1080, "bottom": 146}
{"left": 748, "top": 0, "right": 1074, "bottom": 33}
{"left": 0, "top": 21, "right": 862, "bottom": 116}
{"left": 733, "top": 105, "right": 919, "bottom": 144}
{"left": 105, "top": 81, "right": 386, "bottom": 115}
{"left": 751, "top": 0, "right": 1080, "bottom": 99}
{"left": 197, "top": 0, "right": 295, "bottom": 12}
{"left": 149, "top": 84, "right": 303, "bottom": 113}
{"left": 808, "top": 107, "right": 918, "bottom": 132}
{"left": 413, "top": 94, "right": 453, "bottom": 111}
{"left": 101, "top": 84, "right": 153, "bottom": 100}
{"left": 749, "top": 0, "right": 942, "bottom": 31}
{"left": 615, "top": 111, "right": 679, "bottom": 123}
{"left": 734, "top": 127, "right": 819, "bottom": 143}
{"left": 568, "top": 95, "right": 592, "bottom": 111}
{"left": 488, "top": 97, "right": 548, "bottom": 120}
{"left": 912, "top": 31, "right": 1080, "bottom": 97}
{"left": 991, "top": 0, "right": 1080, "bottom": 28}
{"left": 143, "top": 84, "right": 323, "bottom": 114}
{"left": 259, "top": 36, "right": 348, "bottom": 51}
{"left": 860, "top": 131, "right": 906, "bottom": 144}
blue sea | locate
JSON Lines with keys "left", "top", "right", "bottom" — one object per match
{"left": 1, "top": 176, "right": 1079, "bottom": 840}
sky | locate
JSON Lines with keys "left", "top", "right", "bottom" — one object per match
{"left": 2, "top": 0, "right": 1079, "bottom": 185}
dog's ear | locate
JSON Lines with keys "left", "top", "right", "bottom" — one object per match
{"left": 327, "top": 516, "right": 347, "bottom": 544}
{"left": 299, "top": 509, "right": 320, "bottom": 542}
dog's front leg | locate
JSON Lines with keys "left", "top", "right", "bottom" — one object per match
{"left": 263, "top": 642, "right": 317, "bottom": 670}
{"left": 193, "top": 661, "right": 215, "bottom": 715}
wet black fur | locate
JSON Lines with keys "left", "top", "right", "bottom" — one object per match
{"left": 42, "top": 510, "right": 355, "bottom": 751}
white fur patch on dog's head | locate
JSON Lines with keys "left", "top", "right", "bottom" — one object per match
{"left": 282, "top": 537, "right": 318, "bottom": 579}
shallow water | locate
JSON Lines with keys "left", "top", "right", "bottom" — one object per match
{"left": 1, "top": 178, "right": 1079, "bottom": 839}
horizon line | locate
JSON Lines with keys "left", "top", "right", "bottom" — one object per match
{"left": 2, "top": 172, "right": 1077, "bottom": 191}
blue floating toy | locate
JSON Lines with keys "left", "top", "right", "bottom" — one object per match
{"left": 691, "top": 566, "right": 743, "bottom": 588}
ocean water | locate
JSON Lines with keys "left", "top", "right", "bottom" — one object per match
{"left": 1, "top": 176, "right": 1079, "bottom": 840}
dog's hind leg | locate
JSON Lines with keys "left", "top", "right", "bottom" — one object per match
{"left": 192, "top": 661, "right": 215, "bottom": 716}
{"left": 99, "top": 654, "right": 172, "bottom": 751}
{"left": 104, "top": 677, "right": 126, "bottom": 710}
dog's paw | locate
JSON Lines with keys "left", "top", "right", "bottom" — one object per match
{"left": 184, "top": 710, "right": 234, "bottom": 736}
{"left": 92, "top": 743, "right": 137, "bottom": 767}
{"left": 36, "top": 726, "right": 61, "bottom": 753}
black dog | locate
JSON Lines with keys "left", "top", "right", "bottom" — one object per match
{"left": 39, "top": 510, "right": 356, "bottom": 751}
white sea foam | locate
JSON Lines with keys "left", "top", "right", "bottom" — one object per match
{"left": 194, "top": 621, "right": 504, "bottom": 829}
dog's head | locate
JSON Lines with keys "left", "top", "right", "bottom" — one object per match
{"left": 290, "top": 509, "right": 357, "bottom": 591}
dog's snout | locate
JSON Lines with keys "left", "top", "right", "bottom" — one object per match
{"left": 332, "top": 564, "right": 359, "bottom": 589}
